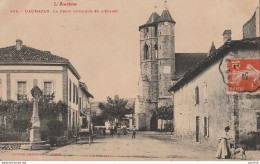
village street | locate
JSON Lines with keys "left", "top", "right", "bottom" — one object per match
{"left": 1, "top": 131, "right": 260, "bottom": 161}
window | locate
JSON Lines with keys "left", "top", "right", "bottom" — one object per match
{"left": 44, "top": 82, "right": 54, "bottom": 100}
{"left": 72, "top": 111, "right": 75, "bottom": 129}
{"left": 76, "top": 86, "right": 78, "bottom": 105}
{"left": 154, "top": 43, "right": 158, "bottom": 59}
{"left": 79, "top": 97, "right": 82, "bottom": 110}
{"left": 17, "top": 81, "right": 27, "bottom": 100}
{"left": 76, "top": 112, "right": 78, "bottom": 127}
{"left": 195, "top": 86, "right": 199, "bottom": 105}
{"left": 144, "top": 44, "right": 148, "bottom": 60}
{"left": 203, "top": 117, "right": 209, "bottom": 137}
{"left": 203, "top": 82, "right": 208, "bottom": 102}
{"left": 69, "top": 79, "right": 71, "bottom": 102}
{"left": 69, "top": 110, "right": 71, "bottom": 128}
{"left": 144, "top": 28, "right": 149, "bottom": 35}
{"left": 257, "top": 112, "right": 260, "bottom": 131}
{"left": 44, "top": 82, "right": 53, "bottom": 95}
{"left": 73, "top": 83, "right": 75, "bottom": 103}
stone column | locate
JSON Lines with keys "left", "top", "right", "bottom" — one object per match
{"left": 30, "top": 98, "right": 41, "bottom": 142}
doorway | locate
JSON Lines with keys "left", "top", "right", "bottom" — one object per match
{"left": 150, "top": 114, "right": 158, "bottom": 131}
{"left": 196, "top": 116, "right": 199, "bottom": 142}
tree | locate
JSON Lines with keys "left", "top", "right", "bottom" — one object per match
{"left": 98, "top": 95, "right": 132, "bottom": 126}
{"left": 152, "top": 105, "right": 173, "bottom": 120}
{"left": 92, "top": 112, "right": 105, "bottom": 126}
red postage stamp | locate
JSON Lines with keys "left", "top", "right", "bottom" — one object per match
{"left": 227, "top": 59, "right": 260, "bottom": 92}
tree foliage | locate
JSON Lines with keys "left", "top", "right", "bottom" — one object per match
{"left": 0, "top": 98, "right": 68, "bottom": 141}
{"left": 98, "top": 95, "right": 133, "bottom": 125}
{"left": 152, "top": 105, "right": 173, "bottom": 120}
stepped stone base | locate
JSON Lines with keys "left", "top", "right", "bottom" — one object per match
{"left": 21, "top": 141, "right": 50, "bottom": 150}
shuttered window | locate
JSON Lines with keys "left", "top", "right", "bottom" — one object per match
{"left": 195, "top": 86, "right": 199, "bottom": 105}
{"left": 69, "top": 79, "right": 71, "bottom": 102}
{"left": 203, "top": 117, "right": 209, "bottom": 137}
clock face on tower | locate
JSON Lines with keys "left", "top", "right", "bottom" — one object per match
{"left": 164, "top": 22, "right": 169, "bottom": 26}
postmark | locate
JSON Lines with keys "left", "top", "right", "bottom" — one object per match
{"left": 227, "top": 59, "right": 260, "bottom": 92}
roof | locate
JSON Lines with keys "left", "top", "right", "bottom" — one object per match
{"left": 243, "top": 11, "right": 256, "bottom": 29}
{"left": 0, "top": 44, "right": 81, "bottom": 79}
{"left": 174, "top": 53, "right": 207, "bottom": 78}
{"left": 139, "top": 9, "right": 175, "bottom": 30}
{"left": 79, "top": 81, "right": 94, "bottom": 98}
{"left": 158, "top": 9, "right": 176, "bottom": 24}
{"left": 146, "top": 12, "right": 160, "bottom": 25}
{"left": 168, "top": 37, "right": 260, "bottom": 92}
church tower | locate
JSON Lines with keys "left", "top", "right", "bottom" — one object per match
{"left": 135, "top": 2, "right": 175, "bottom": 131}
{"left": 157, "top": 7, "right": 175, "bottom": 108}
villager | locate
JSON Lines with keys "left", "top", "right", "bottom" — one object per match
{"left": 132, "top": 126, "right": 136, "bottom": 139}
{"left": 110, "top": 127, "right": 114, "bottom": 137}
{"left": 216, "top": 126, "right": 232, "bottom": 159}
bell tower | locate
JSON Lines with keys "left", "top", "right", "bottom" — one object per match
{"left": 138, "top": 12, "right": 160, "bottom": 130}
{"left": 135, "top": 2, "right": 175, "bottom": 130}
{"left": 157, "top": 5, "right": 176, "bottom": 108}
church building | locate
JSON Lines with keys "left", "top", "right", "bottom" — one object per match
{"left": 135, "top": 4, "right": 208, "bottom": 130}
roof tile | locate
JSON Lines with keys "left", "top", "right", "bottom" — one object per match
{"left": 0, "top": 45, "right": 69, "bottom": 64}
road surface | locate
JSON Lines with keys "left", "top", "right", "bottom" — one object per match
{"left": 1, "top": 131, "right": 260, "bottom": 161}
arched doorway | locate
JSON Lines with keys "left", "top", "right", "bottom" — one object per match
{"left": 150, "top": 114, "right": 158, "bottom": 131}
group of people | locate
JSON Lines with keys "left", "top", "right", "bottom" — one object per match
{"left": 102, "top": 126, "right": 136, "bottom": 139}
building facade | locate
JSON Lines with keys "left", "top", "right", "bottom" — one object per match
{"left": 168, "top": 3, "right": 260, "bottom": 148}
{"left": 79, "top": 81, "right": 93, "bottom": 130}
{"left": 0, "top": 40, "right": 93, "bottom": 135}
{"left": 135, "top": 7, "right": 207, "bottom": 130}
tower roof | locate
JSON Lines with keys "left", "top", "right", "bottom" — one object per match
{"left": 139, "top": 12, "right": 160, "bottom": 30}
{"left": 139, "top": 8, "right": 175, "bottom": 31}
{"left": 146, "top": 12, "right": 160, "bottom": 25}
{"left": 158, "top": 9, "right": 176, "bottom": 24}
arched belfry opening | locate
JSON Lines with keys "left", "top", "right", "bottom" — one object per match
{"left": 144, "top": 43, "right": 149, "bottom": 60}
{"left": 154, "top": 43, "right": 158, "bottom": 59}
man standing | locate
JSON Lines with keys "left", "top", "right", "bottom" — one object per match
{"left": 132, "top": 126, "right": 136, "bottom": 139}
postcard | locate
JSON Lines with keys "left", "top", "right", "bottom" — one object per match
{"left": 0, "top": 0, "right": 259, "bottom": 162}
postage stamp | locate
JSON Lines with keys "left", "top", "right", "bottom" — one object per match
{"left": 227, "top": 59, "right": 260, "bottom": 92}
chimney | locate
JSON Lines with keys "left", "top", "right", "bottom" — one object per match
{"left": 222, "top": 30, "right": 232, "bottom": 43}
{"left": 16, "top": 39, "right": 23, "bottom": 51}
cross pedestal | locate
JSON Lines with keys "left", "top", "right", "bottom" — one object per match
{"left": 21, "top": 87, "right": 50, "bottom": 150}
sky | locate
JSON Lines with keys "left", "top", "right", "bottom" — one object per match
{"left": 0, "top": 0, "right": 259, "bottom": 101}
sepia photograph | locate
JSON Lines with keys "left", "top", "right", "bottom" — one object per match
{"left": 0, "top": 0, "right": 259, "bottom": 162}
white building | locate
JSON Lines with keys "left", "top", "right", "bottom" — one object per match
{"left": 0, "top": 39, "right": 93, "bottom": 135}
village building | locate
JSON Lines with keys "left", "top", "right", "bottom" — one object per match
{"left": 135, "top": 5, "right": 208, "bottom": 130}
{"left": 78, "top": 81, "right": 94, "bottom": 130}
{"left": 168, "top": 5, "right": 260, "bottom": 148}
{"left": 0, "top": 40, "right": 93, "bottom": 136}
